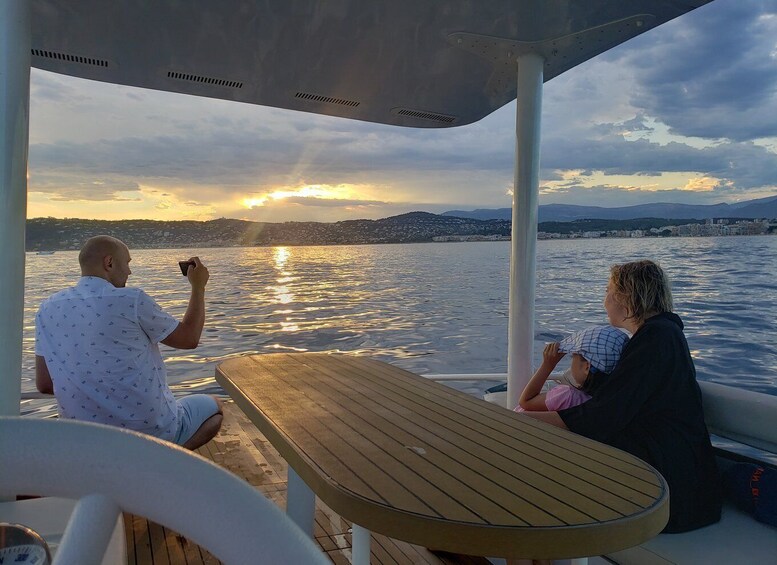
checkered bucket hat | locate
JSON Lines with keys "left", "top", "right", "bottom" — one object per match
{"left": 558, "top": 325, "right": 629, "bottom": 374}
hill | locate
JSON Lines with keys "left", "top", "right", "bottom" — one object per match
{"left": 443, "top": 195, "right": 777, "bottom": 222}
{"left": 25, "top": 213, "right": 512, "bottom": 251}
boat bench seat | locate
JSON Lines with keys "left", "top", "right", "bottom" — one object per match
{"left": 486, "top": 380, "right": 777, "bottom": 563}
{"left": 606, "top": 381, "right": 777, "bottom": 565}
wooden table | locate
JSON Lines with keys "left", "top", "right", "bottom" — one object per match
{"left": 215, "top": 353, "right": 668, "bottom": 562}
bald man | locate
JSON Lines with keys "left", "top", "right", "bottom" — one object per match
{"left": 35, "top": 235, "right": 223, "bottom": 450}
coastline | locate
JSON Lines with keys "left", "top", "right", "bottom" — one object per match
{"left": 27, "top": 231, "right": 777, "bottom": 253}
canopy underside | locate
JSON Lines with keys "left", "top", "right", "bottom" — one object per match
{"left": 30, "top": 0, "right": 712, "bottom": 128}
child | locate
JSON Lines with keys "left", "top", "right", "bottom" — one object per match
{"left": 515, "top": 325, "right": 628, "bottom": 412}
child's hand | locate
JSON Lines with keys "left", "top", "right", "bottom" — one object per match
{"left": 541, "top": 342, "right": 565, "bottom": 368}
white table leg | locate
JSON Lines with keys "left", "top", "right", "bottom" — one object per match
{"left": 351, "top": 524, "right": 371, "bottom": 565}
{"left": 286, "top": 467, "right": 315, "bottom": 537}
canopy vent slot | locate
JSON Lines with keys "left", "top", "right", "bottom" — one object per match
{"left": 167, "top": 71, "right": 243, "bottom": 89}
{"left": 295, "top": 92, "right": 360, "bottom": 107}
{"left": 31, "top": 49, "right": 108, "bottom": 67}
{"left": 394, "top": 108, "right": 456, "bottom": 124}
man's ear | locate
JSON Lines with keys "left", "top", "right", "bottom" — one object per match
{"left": 103, "top": 254, "right": 113, "bottom": 271}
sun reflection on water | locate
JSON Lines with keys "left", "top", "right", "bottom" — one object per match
{"left": 270, "top": 246, "right": 298, "bottom": 326}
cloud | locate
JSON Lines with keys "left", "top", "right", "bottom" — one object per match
{"left": 539, "top": 184, "right": 744, "bottom": 207}
{"left": 683, "top": 177, "right": 721, "bottom": 192}
{"left": 30, "top": 73, "right": 81, "bottom": 104}
{"left": 544, "top": 135, "right": 777, "bottom": 188}
{"left": 25, "top": 0, "right": 777, "bottom": 220}
{"left": 29, "top": 171, "right": 141, "bottom": 201}
{"left": 28, "top": 111, "right": 515, "bottom": 203}
{"left": 614, "top": 0, "right": 777, "bottom": 141}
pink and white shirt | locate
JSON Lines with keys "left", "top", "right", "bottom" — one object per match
{"left": 514, "top": 384, "right": 591, "bottom": 413}
{"left": 35, "top": 276, "right": 180, "bottom": 440}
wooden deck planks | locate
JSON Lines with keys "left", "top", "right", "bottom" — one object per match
{"left": 123, "top": 400, "right": 487, "bottom": 565}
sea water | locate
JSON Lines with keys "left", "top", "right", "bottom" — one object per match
{"left": 20, "top": 236, "right": 777, "bottom": 418}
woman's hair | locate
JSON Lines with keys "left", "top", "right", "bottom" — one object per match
{"left": 609, "top": 260, "right": 673, "bottom": 324}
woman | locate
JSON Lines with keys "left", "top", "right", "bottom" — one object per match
{"left": 525, "top": 260, "right": 721, "bottom": 533}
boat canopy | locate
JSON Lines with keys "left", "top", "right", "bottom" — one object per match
{"left": 30, "top": 0, "right": 712, "bottom": 128}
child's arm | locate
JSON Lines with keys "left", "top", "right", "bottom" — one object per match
{"left": 518, "top": 342, "right": 566, "bottom": 411}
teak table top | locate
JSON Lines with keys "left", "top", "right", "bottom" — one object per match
{"left": 215, "top": 353, "right": 668, "bottom": 559}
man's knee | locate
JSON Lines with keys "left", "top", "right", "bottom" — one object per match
{"left": 206, "top": 412, "right": 224, "bottom": 434}
{"left": 183, "top": 412, "right": 223, "bottom": 450}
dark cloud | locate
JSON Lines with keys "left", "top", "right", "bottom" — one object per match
{"left": 615, "top": 0, "right": 777, "bottom": 141}
{"left": 542, "top": 133, "right": 777, "bottom": 191}
{"left": 541, "top": 183, "right": 735, "bottom": 206}
{"left": 28, "top": 114, "right": 514, "bottom": 202}
{"left": 29, "top": 171, "right": 141, "bottom": 201}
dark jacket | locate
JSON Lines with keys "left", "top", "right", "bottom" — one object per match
{"left": 559, "top": 312, "right": 722, "bottom": 533}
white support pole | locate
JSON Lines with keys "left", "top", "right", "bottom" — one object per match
{"left": 286, "top": 467, "right": 315, "bottom": 537}
{"left": 351, "top": 524, "right": 371, "bottom": 565}
{"left": 507, "top": 53, "right": 543, "bottom": 410}
{"left": 0, "top": 0, "right": 30, "bottom": 418}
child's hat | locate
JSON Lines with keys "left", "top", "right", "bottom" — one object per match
{"left": 558, "top": 325, "right": 629, "bottom": 373}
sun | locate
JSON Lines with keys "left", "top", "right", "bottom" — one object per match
{"left": 241, "top": 184, "right": 349, "bottom": 208}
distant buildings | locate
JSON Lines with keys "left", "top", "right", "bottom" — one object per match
{"left": 537, "top": 218, "right": 775, "bottom": 240}
{"left": 431, "top": 234, "right": 510, "bottom": 242}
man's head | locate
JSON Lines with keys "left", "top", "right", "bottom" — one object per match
{"left": 78, "top": 235, "right": 132, "bottom": 288}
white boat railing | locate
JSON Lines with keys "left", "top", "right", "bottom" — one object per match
{"left": 423, "top": 373, "right": 507, "bottom": 382}
{"left": 0, "top": 417, "right": 329, "bottom": 565}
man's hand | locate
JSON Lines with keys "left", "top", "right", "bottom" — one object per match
{"left": 162, "top": 257, "right": 208, "bottom": 350}
{"left": 186, "top": 256, "right": 209, "bottom": 289}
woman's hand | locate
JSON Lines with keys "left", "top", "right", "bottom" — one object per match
{"left": 541, "top": 342, "right": 566, "bottom": 369}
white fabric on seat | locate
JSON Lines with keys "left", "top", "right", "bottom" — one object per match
{"left": 606, "top": 503, "right": 777, "bottom": 565}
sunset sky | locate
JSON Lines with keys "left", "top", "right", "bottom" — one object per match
{"left": 27, "top": 0, "right": 777, "bottom": 223}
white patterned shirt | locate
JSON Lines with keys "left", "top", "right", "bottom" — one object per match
{"left": 35, "top": 276, "right": 181, "bottom": 440}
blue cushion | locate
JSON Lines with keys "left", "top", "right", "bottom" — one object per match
{"left": 723, "top": 463, "right": 777, "bottom": 527}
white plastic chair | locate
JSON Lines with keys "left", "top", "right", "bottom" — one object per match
{"left": 0, "top": 417, "right": 329, "bottom": 564}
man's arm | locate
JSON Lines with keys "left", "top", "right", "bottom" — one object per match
{"left": 162, "top": 257, "right": 209, "bottom": 350}
{"left": 35, "top": 355, "right": 54, "bottom": 394}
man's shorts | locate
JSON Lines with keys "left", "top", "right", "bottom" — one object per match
{"left": 173, "top": 394, "right": 220, "bottom": 445}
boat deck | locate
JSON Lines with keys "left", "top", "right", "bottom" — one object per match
{"left": 123, "top": 401, "right": 489, "bottom": 564}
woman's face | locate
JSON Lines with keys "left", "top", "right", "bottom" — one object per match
{"left": 604, "top": 280, "right": 629, "bottom": 328}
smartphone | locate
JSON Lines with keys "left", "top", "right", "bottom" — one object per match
{"left": 179, "top": 260, "right": 195, "bottom": 276}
